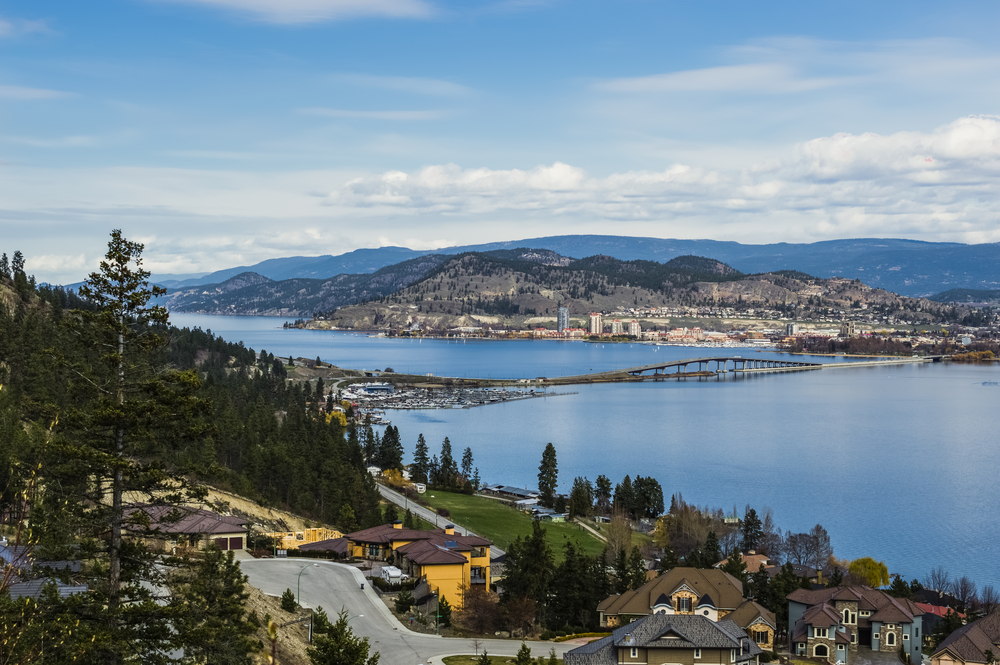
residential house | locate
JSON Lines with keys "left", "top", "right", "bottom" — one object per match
{"left": 124, "top": 505, "right": 249, "bottom": 553}
{"left": 715, "top": 551, "right": 771, "bottom": 575}
{"left": 787, "top": 586, "right": 925, "bottom": 664}
{"left": 298, "top": 538, "right": 349, "bottom": 557}
{"left": 565, "top": 613, "right": 763, "bottom": 665}
{"left": 596, "top": 567, "right": 776, "bottom": 651}
{"left": 344, "top": 521, "right": 492, "bottom": 609}
{"left": 917, "top": 603, "right": 966, "bottom": 645}
{"left": 932, "top": 610, "right": 1000, "bottom": 665}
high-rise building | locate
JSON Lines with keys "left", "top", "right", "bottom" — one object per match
{"left": 628, "top": 320, "right": 641, "bottom": 337}
{"left": 557, "top": 306, "right": 570, "bottom": 332}
{"left": 589, "top": 312, "right": 602, "bottom": 335}
{"left": 611, "top": 319, "right": 624, "bottom": 335}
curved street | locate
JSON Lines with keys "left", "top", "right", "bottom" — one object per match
{"left": 241, "top": 558, "right": 573, "bottom": 664}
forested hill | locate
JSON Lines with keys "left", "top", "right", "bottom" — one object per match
{"left": 161, "top": 247, "right": 577, "bottom": 316}
{"left": 310, "top": 251, "right": 959, "bottom": 330}
{"left": 0, "top": 274, "right": 383, "bottom": 530}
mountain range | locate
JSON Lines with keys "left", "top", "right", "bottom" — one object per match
{"left": 152, "top": 235, "right": 1000, "bottom": 298}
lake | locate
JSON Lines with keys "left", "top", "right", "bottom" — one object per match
{"left": 170, "top": 313, "right": 1000, "bottom": 589}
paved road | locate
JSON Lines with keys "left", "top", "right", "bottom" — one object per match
{"left": 376, "top": 484, "right": 506, "bottom": 559}
{"left": 241, "top": 559, "right": 571, "bottom": 664}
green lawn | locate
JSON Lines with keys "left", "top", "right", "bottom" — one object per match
{"left": 420, "top": 491, "right": 606, "bottom": 559}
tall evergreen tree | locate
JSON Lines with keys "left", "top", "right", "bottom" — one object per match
{"left": 439, "top": 437, "right": 457, "bottom": 486}
{"left": 0, "top": 252, "right": 9, "bottom": 279}
{"left": 613, "top": 476, "right": 635, "bottom": 519}
{"left": 741, "top": 507, "right": 763, "bottom": 553}
{"left": 461, "top": 446, "right": 474, "bottom": 478}
{"left": 537, "top": 442, "right": 558, "bottom": 509}
{"left": 307, "top": 609, "right": 381, "bottom": 665}
{"left": 703, "top": 531, "right": 722, "bottom": 567}
{"left": 501, "top": 521, "right": 553, "bottom": 624}
{"left": 412, "top": 433, "right": 429, "bottom": 483}
{"left": 594, "top": 475, "right": 612, "bottom": 514}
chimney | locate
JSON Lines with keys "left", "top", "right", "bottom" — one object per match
{"left": 445, "top": 524, "right": 455, "bottom": 535}
{"left": 393, "top": 520, "right": 403, "bottom": 530}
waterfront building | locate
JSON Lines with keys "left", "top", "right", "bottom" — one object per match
{"left": 786, "top": 323, "right": 800, "bottom": 335}
{"left": 590, "top": 312, "right": 603, "bottom": 335}
{"left": 611, "top": 319, "right": 624, "bottom": 335}
{"left": 628, "top": 320, "right": 641, "bottom": 337}
{"left": 557, "top": 306, "right": 570, "bottom": 332}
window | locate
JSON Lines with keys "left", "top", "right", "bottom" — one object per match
{"left": 677, "top": 597, "right": 692, "bottom": 612}
{"left": 798, "top": 643, "right": 806, "bottom": 651}
{"left": 814, "top": 645, "right": 829, "bottom": 658}
{"left": 886, "top": 633, "right": 896, "bottom": 646}
{"left": 838, "top": 645, "right": 845, "bottom": 651}
{"left": 916, "top": 628, "right": 920, "bottom": 639}
{"left": 754, "top": 630, "right": 769, "bottom": 644}
{"left": 843, "top": 609, "right": 851, "bottom": 624}
{"left": 815, "top": 628, "right": 828, "bottom": 638}
{"left": 630, "top": 647, "right": 637, "bottom": 658}
{"left": 874, "top": 633, "right": 880, "bottom": 640}
{"left": 695, "top": 649, "right": 702, "bottom": 659}
{"left": 851, "top": 633, "right": 857, "bottom": 644}
{"left": 887, "top": 624, "right": 895, "bottom": 629}
{"left": 731, "top": 649, "right": 736, "bottom": 662}
{"left": 903, "top": 634, "right": 909, "bottom": 641}
{"left": 851, "top": 613, "right": 857, "bottom": 624}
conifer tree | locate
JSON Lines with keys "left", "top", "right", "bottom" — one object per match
{"left": 0, "top": 252, "right": 9, "bottom": 279}
{"left": 741, "top": 507, "right": 763, "bottom": 553}
{"left": 411, "top": 433, "right": 429, "bottom": 483}
{"left": 461, "top": 446, "right": 474, "bottom": 478}
{"left": 537, "top": 443, "right": 558, "bottom": 509}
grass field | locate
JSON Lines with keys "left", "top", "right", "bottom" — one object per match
{"left": 419, "top": 490, "right": 607, "bottom": 559}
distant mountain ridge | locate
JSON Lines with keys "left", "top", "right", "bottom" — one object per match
{"left": 150, "top": 236, "right": 1000, "bottom": 298}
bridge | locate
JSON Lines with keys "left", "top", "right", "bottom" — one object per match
{"left": 616, "top": 356, "right": 822, "bottom": 377}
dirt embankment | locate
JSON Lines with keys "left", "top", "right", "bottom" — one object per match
{"left": 203, "top": 486, "right": 320, "bottom": 533}
{"left": 245, "top": 584, "right": 312, "bottom": 665}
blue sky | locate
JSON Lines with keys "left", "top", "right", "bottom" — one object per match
{"left": 4, "top": 0, "right": 1000, "bottom": 282}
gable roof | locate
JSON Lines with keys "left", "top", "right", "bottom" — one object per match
{"left": 345, "top": 523, "right": 492, "bottom": 550}
{"left": 566, "top": 614, "right": 763, "bottom": 665}
{"left": 599, "top": 567, "right": 746, "bottom": 618}
{"left": 727, "top": 600, "right": 777, "bottom": 631}
{"left": 124, "top": 505, "right": 247, "bottom": 536}
{"left": 396, "top": 539, "right": 469, "bottom": 566}
{"left": 934, "top": 611, "right": 1000, "bottom": 665}
{"left": 298, "top": 537, "right": 349, "bottom": 554}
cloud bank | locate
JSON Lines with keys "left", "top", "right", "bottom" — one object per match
{"left": 148, "top": 0, "right": 432, "bottom": 23}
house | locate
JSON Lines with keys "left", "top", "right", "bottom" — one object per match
{"left": 124, "top": 505, "right": 249, "bottom": 553}
{"left": 715, "top": 551, "right": 771, "bottom": 574}
{"left": 917, "top": 603, "right": 966, "bottom": 645}
{"left": 932, "top": 610, "right": 1000, "bottom": 665}
{"left": 298, "top": 537, "right": 349, "bottom": 557}
{"left": 344, "top": 521, "right": 492, "bottom": 609}
{"left": 565, "top": 613, "right": 763, "bottom": 665}
{"left": 787, "top": 585, "right": 925, "bottom": 664}
{"left": 767, "top": 563, "right": 820, "bottom": 584}
{"left": 1, "top": 540, "right": 88, "bottom": 600}
{"left": 596, "top": 567, "right": 776, "bottom": 651}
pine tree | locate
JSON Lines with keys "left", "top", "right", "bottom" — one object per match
{"left": 514, "top": 642, "right": 533, "bottom": 665}
{"left": 613, "top": 476, "right": 635, "bottom": 518}
{"left": 461, "top": 446, "right": 474, "bottom": 478}
{"left": 307, "top": 609, "right": 380, "bottom": 665}
{"left": 0, "top": 252, "right": 9, "bottom": 279}
{"left": 403, "top": 508, "right": 416, "bottom": 529}
{"left": 179, "top": 548, "right": 259, "bottom": 664}
{"left": 537, "top": 443, "right": 558, "bottom": 509}
{"left": 438, "top": 595, "right": 452, "bottom": 627}
{"left": 741, "top": 507, "right": 763, "bottom": 553}
{"left": 703, "top": 531, "right": 722, "bottom": 567}
{"left": 439, "top": 437, "right": 457, "bottom": 487}
{"left": 384, "top": 502, "right": 399, "bottom": 524}
{"left": 412, "top": 433, "right": 430, "bottom": 483}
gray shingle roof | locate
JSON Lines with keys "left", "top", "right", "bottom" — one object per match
{"left": 934, "top": 611, "right": 1000, "bottom": 664}
{"left": 566, "top": 614, "right": 763, "bottom": 665}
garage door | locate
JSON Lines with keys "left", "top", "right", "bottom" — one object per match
{"left": 215, "top": 537, "right": 229, "bottom": 550}
{"left": 229, "top": 537, "right": 243, "bottom": 550}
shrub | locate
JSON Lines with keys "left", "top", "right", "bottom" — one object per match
{"left": 438, "top": 596, "right": 452, "bottom": 627}
{"left": 395, "top": 590, "right": 414, "bottom": 614}
{"left": 280, "top": 588, "right": 297, "bottom": 612}
{"left": 540, "top": 630, "right": 555, "bottom": 640}
{"left": 437, "top": 507, "right": 450, "bottom": 518}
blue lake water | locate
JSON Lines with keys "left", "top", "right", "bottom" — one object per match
{"left": 170, "top": 313, "right": 1000, "bottom": 588}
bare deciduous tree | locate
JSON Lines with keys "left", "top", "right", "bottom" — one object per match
{"left": 954, "top": 576, "right": 978, "bottom": 611}
{"left": 978, "top": 585, "right": 999, "bottom": 615}
{"left": 605, "top": 510, "right": 633, "bottom": 563}
{"left": 924, "top": 566, "right": 953, "bottom": 595}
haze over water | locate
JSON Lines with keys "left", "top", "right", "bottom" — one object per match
{"left": 172, "top": 313, "right": 1000, "bottom": 589}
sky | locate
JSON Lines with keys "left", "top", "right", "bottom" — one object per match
{"left": 3, "top": 0, "right": 1000, "bottom": 283}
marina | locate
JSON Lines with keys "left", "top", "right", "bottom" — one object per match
{"left": 339, "top": 383, "right": 576, "bottom": 412}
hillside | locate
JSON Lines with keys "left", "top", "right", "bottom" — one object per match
{"left": 161, "top": 248, "right": 578, "bottom": 316}
{"left": 310, "top": 251, "right": 955, "bottom": 331}
{"left": 929, "top": 288, "right": 1000, "bottom": 305}
{"left": 150, "top": 235, "right": 1000, "bottom": 297}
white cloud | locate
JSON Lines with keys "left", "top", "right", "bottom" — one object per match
{"left": 2, "top": 134, "right": 98, "bottom": 148}
{"left": 330, "top": 73, "right": 471, "bottom": 97}
{"left": 299, "top": 108, "right": 453, "bottom": 121}
{"left": 597, "top": 63, "right": 850, "bottom": 94}
{"left": 0, "top": 85, "right": 71, "bottom": 100}
{"left": 0, "top": 15, "right": 51, "bottom": 38}
{"left": 147, "top": 0, "right": 432, "bottom": 23}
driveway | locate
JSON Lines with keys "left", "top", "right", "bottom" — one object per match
{"left": 241, "top": 558, "right": 571, "bottom": 664}
{"left": 849, "top": 647, "right": 905, "bottom": 665}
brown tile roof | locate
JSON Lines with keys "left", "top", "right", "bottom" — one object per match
{"left": 599, "top": 567, "right": 746, "bottom": 618}
{"left": 345, "top": 523, "right": 491, "bottom": 550}
{"left": 803, "top": 603, "right": 842, "bottom": 628}
{"left": 716, "top": 553, "right": 771, "bottom": 573}
{"left": 124, "top": 505, "right": 247, "bottom": 536}
{"left": 396, "top": 540, "right": 469, "bottom": 566}
{"left": 934, "top": 611, "right": 1000, "bottom": 665}
{"left": 298, "top": 538, "right": 348, "bottom": 554}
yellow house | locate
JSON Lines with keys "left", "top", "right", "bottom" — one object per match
{"left": 344, "top": 521, "right": 491, "bottom": 610}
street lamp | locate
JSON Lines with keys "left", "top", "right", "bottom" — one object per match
{"left": 298, "top": 563, "right": 318, "bottom": 606}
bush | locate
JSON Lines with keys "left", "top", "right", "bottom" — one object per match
{"left": 395, "top": 590, "right": 414, "bottom": 614}
{"left": 280, "top": 588, "right": 297, "bottom": 612}
{"left": 372, "top": 577, "right": 416, "bottom": 592}
{"left": 540, "top": 630, "right": 555, "bottom": 640}
{"left": 438, "top": 596, "right": 452, "bottom": 627}
{"left": 760, "top": 651, "right": 778, "bottom": 663}
{"left": 437, "top": 507, "right": 450, "bottom": 518}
